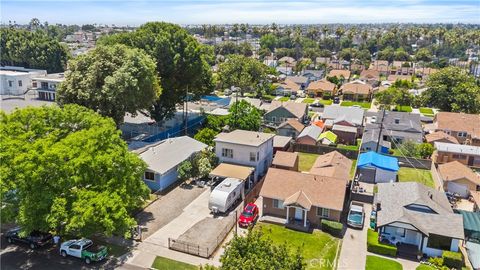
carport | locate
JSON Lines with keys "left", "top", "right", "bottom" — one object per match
{"left": 209, "top": 163, "right": 255, "bottom": 190}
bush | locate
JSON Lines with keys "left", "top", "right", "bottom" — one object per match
{"left": 428, "top": 257, "right": 444, "bottom": 268}
{"left": 367, "top": 229, "right": 397, "bottom": 257}
{"left": 262, "top": 95, "right": 274, "bottom": 102}
{"left": 321, "top": 219, "right": 343, "bottom": 237}
{"left": 442, "top": 251, "right": 463, "bottom": 269}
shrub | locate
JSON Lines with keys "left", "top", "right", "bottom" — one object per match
{"left": 262, "top": 95, "right": 274, "bottom": 102}
{"left": 428, "top": 257, "right": 444, "bottom": 268}
{"left": 321, "top": 219, "right": 343, "bottom": 237}
{"left": 367, "top": 229, "right": 397, "bottom": 257}
{"left": 442, "top": 251, "right": 463, "bottom": 269}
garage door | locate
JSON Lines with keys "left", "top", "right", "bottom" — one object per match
{"left": 447, "top": 182, "right": 469, "bottom": 198}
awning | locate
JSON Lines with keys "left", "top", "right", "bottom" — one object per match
{"left": 209, "top": 163, "right": 254, "bottom": 181}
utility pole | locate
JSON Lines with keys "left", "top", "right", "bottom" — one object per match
{"left": 185, "top": 86, "right": 189, "bottom": 136}
{"left": 375, "top": 108, "right": 387, "bottom": 153}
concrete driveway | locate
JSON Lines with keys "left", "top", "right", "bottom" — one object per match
{"left": 337, "top": 203, "right": 372, "bottom": 270}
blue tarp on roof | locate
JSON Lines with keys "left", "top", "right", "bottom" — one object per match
{"left": 357, "top": 151, "right": 399, "bottom": 172}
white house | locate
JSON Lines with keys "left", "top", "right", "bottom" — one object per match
{"left": 134, "top": 136, "right": 207, "bottom": 192}
{"left": 375, "top": 182, "right": 464, "bottom": 258}
{"left": 214, "top": 130, "right": 275, "bottom": 182}
{"left": 33, "top": 73, "right": 65, "bottom": 101}
{"left": 0, "top": 66, "right": 47, "bottom": 96}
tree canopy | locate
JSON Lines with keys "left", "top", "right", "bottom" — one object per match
{"left": 220, "top": 229, "right": 304, "bottom": 270}
{"left": 57, "top": 44, "right": 161, "bottom": 125}
{"left": 99, "top": 22, "right": 214, "bottom": 121}
{"left": 422, "top": 67, "right": 480, "bottom": 113}
{"left": 217, "top": 55, "right": 269, "bottom": 95}
{"left": 228, "top": 100, "right": 262, "bottom": 131}
{"left": 0, "top": 105, "right": 150, "bottom": 237}
{"left": 0, "top": 28, "right": 69, "bottom": 73}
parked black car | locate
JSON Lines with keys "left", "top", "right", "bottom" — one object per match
{"left": 333, "top": 97, "right": 340, "bottom": 104}
{"left": 5, "top": 227, "right": 53, "bottom": 249}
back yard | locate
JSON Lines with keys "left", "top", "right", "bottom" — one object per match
{"left": 298, "top": 152, "right": 319, "bottom": 172}
{"left": 257, "top": 223, "right": 340, "bottom": 270}
{"left": 398, "top": 167, "right": 435, "bottom": 188}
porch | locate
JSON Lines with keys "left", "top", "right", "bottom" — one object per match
{"left": 259, "top": 215, "right": 312, "bottom": 233}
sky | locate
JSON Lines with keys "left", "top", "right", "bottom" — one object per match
{"left": 2, "top": 0, "right": 480, "bottom": 26}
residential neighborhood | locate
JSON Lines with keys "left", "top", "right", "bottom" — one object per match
{"left": 1, "top": 2, "right": 480, "bottom": 270}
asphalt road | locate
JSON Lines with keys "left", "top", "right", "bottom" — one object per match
{"left": 0, "top": 236, "right": 120, "bottom": 270}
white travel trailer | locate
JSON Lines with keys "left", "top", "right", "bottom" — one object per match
{"left": 208, "top": 178, "right": 244, "bottom": 214}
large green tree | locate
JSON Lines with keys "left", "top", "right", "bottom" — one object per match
{"left": 220, "top": 229, "right": 304, "bottom": 270}
{"left": 0, "top": 28, "right": 69, "bottom": 73}
{"left": 217, "top": 55, "right": 269, "bottom": 96}
{"left": 0, "top": 105, "right": 149, "bottom": 237}
{"left": 57, "top": 44, "right": 161, "bottom": 125}
{"left": 422, "top": 67, "right": 480, "bottom": 113}
{"left": 228, "top": 100, "right": 262, "bottom": 131}
{"left": 99, "top": 22, "right": 214, "bottom": 121}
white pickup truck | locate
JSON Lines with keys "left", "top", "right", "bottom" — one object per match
{"left": 59, "top": 239, "right": 108, "bottom": 264}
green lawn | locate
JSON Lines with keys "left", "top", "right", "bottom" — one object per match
{"left": 298, "top": 152, "right": 319, "bottom": 172}
{"left": 395, "top": 105, "right": 413, "bottom": 112}
{"left": 366, "top": 255, "right": 402, "bottom": 270}
{"left": 303, "top": 98, "right": 315, "bottom": 104}
{"left": 337, "top": 144, "right": 359, "bottom": 151}
{"left": 419, "top": 107, "right": 434, "bottom": 116}
{"left": 151, "top": 256, "right": 197, "bottom": 270}
{"left": 258, "top": 223, "right": 340, "bottom": 270}
{"left": 278, "top": 96, "right": 290, "bottom": 102}
{"left": 340, "top": 101, "right": 371, "bottom": 109}
{"left": 350, "top": 159, "right": 357, "bottom": 178}
{"left": 416, "top": 264, "right": 436, "bottom": 270}
{"left": 319, "top": 99, "right": 333, "bottom": 105}
{"left": 398, "top": 167, "right": 435, "bottom": 188}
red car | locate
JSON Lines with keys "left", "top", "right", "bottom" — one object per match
{"left": 238, "top": 203, "right": 259, "bottom": 227}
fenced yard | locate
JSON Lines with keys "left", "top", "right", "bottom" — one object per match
{"left": 398, "top": 167, "right": 435, "bottom": 188}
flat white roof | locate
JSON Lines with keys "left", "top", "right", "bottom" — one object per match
{"left": 0, "top": 70, "right": 31, "bottom": 76}
{"left": 435, "top": 142, "right": 480, "bottom": 156}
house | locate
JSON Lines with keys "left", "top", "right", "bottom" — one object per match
{"left": 318, "top": 131, "right": 337, "bottom": 145}
{"left": 360, "top": 124, "right": 391, "bottom": 154}
{"left": 340, "top": 80, "right": 372, "bottom": 101}
{"left": 309, "top": 151, "right": 352, "bottom": 181}
{"left": 33, "top": 73, "right": 65, "bottom": 101}
{"left": 302, "top": 69, "right": 324, "bottom": 81}
{"left": 276, "top": 66, "right": 293, "bottom": 75}
{"left": 274, "top": 78, "right": 300, "bottom": 96}
{"left": 364, "top": 111, "right": 423, "bottom": 148}
{"left": 273, "top": 135, "right": 292, "bottom": 153}
{"left": 0, "top": 66, "right": 47, "bottom": 96}
{"left": 430, "top": 112, "right": 480, "bottom": 146}
{"left": 438, "top": 161, "right": 480, "bottom": 198}
{"left": 328, "top": 69, "right": 351, "bottom": 81}
{"left": 359, "top": 69, "right": 380, "bottom": 86}
{"left": 306, "top": 79, "right": 336, "bottom": 98}
{"left": 375, "top": 182, "right": 464, "bottom": 257}
{"left": 278, "top": 56, "right": 296, "bottom": 66}
{"left": 369, "top": 60, "right": 389, "bottom": 75}
{"left": 321, "top": 106, "right": 365, "bottom": 129}
{"left": 135, "top": 136, "right": 207, "bottom": 191}
{"left": 332, "top": 125, "right": 358, "bottom": 145}
{"left": 387, "top": 74, "right": 412, "bottom": 83}
{"left": 277, "top": 119, "right": 305, "bottom": 138}
{"left": 286, "top": 75, "right": 309, "bottom": 90}
{"left": 214, "top": 130, "right": 275, "bottom": 181}
{"left": 272, "top": 151, "right": 299, "bottom": 171}
{"left": 259, "top": 168, "right": 347, "bottom": 229}
{"left": 296, "top": 125, "right": 323, "bottom": 146}
{"left": 357, "top": 151, "right": 399, "bottom": 183}
{"left": 425, "top": 131, "right": 459, "bottom": 145}
{"left": 263, "top": 101, "right": 308, "bottom": 127}
{"left": 433, "top": 142, "right": 480, "bottom": 168}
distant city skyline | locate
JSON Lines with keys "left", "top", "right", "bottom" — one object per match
{"left": 2, "top": 0, "right": 480, "bottom": 26}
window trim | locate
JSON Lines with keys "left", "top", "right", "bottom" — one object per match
{"left": 144, "top": 171, "right": 156, "bottom": 182}
{"left": 273, "top": 199, "right": 284, "bottom": 209}
{"left": 317, "top": 207, "right": 330, "bottom": 218}
{"left": 250, "top": 152, "right": 256, "bottom": 162}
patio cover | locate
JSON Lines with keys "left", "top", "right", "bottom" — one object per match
{"left": 456, "top": 210, "right": 480, "bottom": 241}
{"left": 209, "top": 163, "right": 254, "bottom": 181}
{"left": 357, "top": 151, "right": 399, "bottom": 172}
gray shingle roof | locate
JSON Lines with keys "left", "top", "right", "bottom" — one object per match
{"left": 297, "top": 125, "right": 322, "bottom": 141}
{"left": 375, "top": 182, "right": 464, "bottom": 239}
{"left": 322, "top": 106, "right": 365, "bottom": 126}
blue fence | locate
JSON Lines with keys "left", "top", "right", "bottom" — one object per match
{"left": 143, "top": 115, "right": 206, "bottom": 143}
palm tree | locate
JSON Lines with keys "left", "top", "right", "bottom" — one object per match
{"left": 322, "top": 25, "right": 329, "bottom": 39}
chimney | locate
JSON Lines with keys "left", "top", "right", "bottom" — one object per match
{"left": 376, "top": 200, "right": 381, "bottom": 211}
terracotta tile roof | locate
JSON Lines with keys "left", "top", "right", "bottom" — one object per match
{"left": 341, "top": 81, "right": 372, "bottom": 95}
{"left": 272, "top": 151, "right": 299, "bottom": 169}
{"left": 275, "top": 78, "right": 301, "bottom": 92}
{"left": 387, "top": 75, "right": 412, "bottom": 82}
{"left": 268, "top": 101, "right": 307, "bottom": 119}
{"left": 438, "top": 161, "right": 480, "bottom": 186}
{"left": 328, "top": 69, "right": 351, "bottom": 79}
{"left": 278, "top": 119, "right": 305, "bottom": 133}
{"left": 434, "top": 112, "right": 480, "bottom": 139}
{"left": 309, "top": 151, "right": 353, "bottom": 180}
{"left": 259, "top": 168, "right": 347, "bottom": 211}
{"left": 425, "top": 131, "right": 459, "bottom": 144}
{"left": 278, "top": 56, "right": 296, "bottom": 64}
{"left": 307, "top": 79, "right": 335, "bottom": 92}
{"left": 360, "top": 69, "right": 380, "bottom": 80}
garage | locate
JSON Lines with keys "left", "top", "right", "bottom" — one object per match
{"left": 447, "top": 181, "right": 469, "bottom": 198}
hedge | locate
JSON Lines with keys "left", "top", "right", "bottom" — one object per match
{"left": 321, "top": 219, "right": 343, "bottom": 237}
{"left": 367, "top": 229, "right": 397, "bottom": 257}
{"left": 442, "top": 251, "right": 463, "bottom": 269}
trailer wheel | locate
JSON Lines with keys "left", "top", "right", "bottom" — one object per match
{"left": 85, "top": 257, "right": 91, "bottom": 264}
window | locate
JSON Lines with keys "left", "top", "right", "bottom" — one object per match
{"left": 273, "top": 199, "right": 284, "bottom": 209}
{"left": 452, "top": 154, "right": 466, "bottom": 160}
{"left": 396, "top": 228, "right": 406, "bottom": 237}
{"left": 41, "top": 82, "right": 48, "bottom": 89}
{"left": 144, "top": 171, "right": 155, "bottom": 181}
{"left": 18, "top": 80, "right": 22, "bottom": 87}
{"left": 70, "top": 244, "right": 80, "bottom": 250}
{"left": 8, "top": 81, "right": 13, "bottom": 87}
{"left": 427, "top": 234, "right": 452, "bottom": 250}
{"left": 221, "top": 148, "right": 233, "bottom": 158}
{"left": 317, "top": 207, "right": 329, "bottom": 217}
{"left": 257, "top": 152, "right": 259, "bottom": 161}
{"left": 250, "top": 152, "right": 256, "bottom": 162}
{"left": 458, "top": 132, "right": 468, "bottom": 137}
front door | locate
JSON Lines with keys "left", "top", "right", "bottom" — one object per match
{"left": 468, "top": 156, "right": 474, "bottom": 166}
{"left": 295, "top": 208, "right": 303, "bottom": 220}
